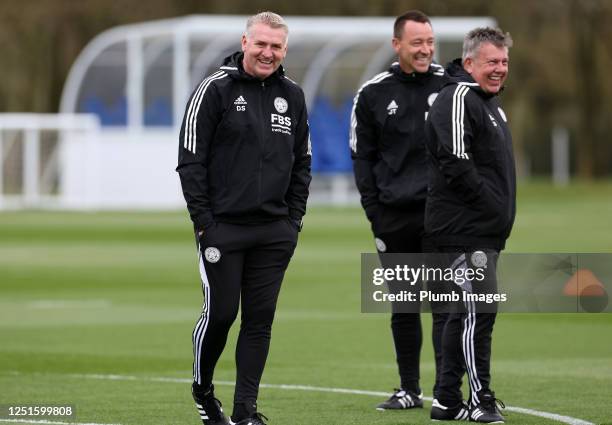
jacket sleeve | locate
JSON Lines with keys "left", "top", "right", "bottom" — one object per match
{"left": 285, "top": 92, "right": 312, "bottom": 221}
{"left": 176, "top": 79, "right": 222, "bottom": 230}
{"left": 350, "top": 89, "right": 380, "bottom": 222}
{"left": 427, "top": 86, "right": 488, "bottom": 204}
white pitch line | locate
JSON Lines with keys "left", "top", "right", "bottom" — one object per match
{"left": 502, "top": 407, "right": 595, "bottom": 425}
{"left": 0, "top": 420, "right": 120, "bottom": 425}
{"left": 64, "top": 373, "right": 595, "bottom": 425}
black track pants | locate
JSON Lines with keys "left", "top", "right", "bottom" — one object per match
{"left": 434, "top": 248, "right": 499, "bottom": 406}
{"left": 375, "top": 219, "right": 444, "bottom": 395}
{"left": 192, "top": 220, "right": 298, "bottom": 408}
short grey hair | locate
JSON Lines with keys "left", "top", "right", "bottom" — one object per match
{"left": 246, "top": 11, "right": 289, "bottom": 38}
{"left": 462, "top": 27, "right": 513, "bottom": 61}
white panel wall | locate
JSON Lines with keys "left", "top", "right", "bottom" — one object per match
{"left": 60, "top": 130, "right": 184, "bottom": 209}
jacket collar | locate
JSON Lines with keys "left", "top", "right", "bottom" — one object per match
{"left": 220, "top": 51, "right": 285, "bottom": 83}
{"left": 389, "top": 61, "right": 444, "bottom": 82}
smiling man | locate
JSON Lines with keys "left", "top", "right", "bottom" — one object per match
{"left": 241, "top": 19, "right": 286, "bottom": 79}
{"left": 176, "top": 11, "right": 311, "bottom": 425}
{"left": 350, "top": 10, "right": 450, "bottom": 412}
{"left": 424, "top": 28, "right": 515, "bottom": 423}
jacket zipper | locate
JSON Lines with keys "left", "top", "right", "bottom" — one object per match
{"left": 257, "top": 81, "right": 266, "bottom": 206}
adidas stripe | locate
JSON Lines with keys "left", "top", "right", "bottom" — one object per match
{"left": 452, "top": 85, "right": 470, "bottom": 160}
{"left": 349, "top": 71, "right": 392, "bottom": 152}
{"left": 183, "top": 71, "right": 228, "bottom": 154}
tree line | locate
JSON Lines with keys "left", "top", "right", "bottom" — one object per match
{"left": 1, "top": 0, "right": 610, "bottom": 177}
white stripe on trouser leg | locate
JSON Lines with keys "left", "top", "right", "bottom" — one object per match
{"left": 192, "top": 251, "right": 206, "bottom": 382}
{"left": 452, "top": 254, "right": 481, "bottom": 405}
{"left": 194, "top": 245, "right": 211, "bottom": 383}
{"left": 192, "top": 252, "right": 205, "bottom": 381}
{"left": 463, "top": 306, "right": 475, "bottom": 400}
{"left": 192, "top": 312, "right": 206, "bottom": 382}
{"left": 470, "top": 299, "right": 482, "bottom": 400}
{"left": 469, "top": 298, "right": 482, "bottom": 398}
{"left": 192, "top": 242, "right": 212, "bottom": 384}
{"left": 463, "top": 299, "right": 482, "bottom": 406}
{"left": 194, "top": 250, "right": 211, "bottom": 384}
{"left": 465, "top": 303, "right": 480, "bottom": 404}
{"left": 451, "top": 254, "right": 482, "bottom": 404}
{"left": 451, "top": 255, "right": 474, "bottom": 396}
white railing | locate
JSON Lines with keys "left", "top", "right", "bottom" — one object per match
{"left": 0, "top": 113, "right": 100, "bottom": 209}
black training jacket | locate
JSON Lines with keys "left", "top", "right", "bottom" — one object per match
{"left": 424, "top": 59, "right": 516, "bottom": 250}
{"left": 350, "top": 62, "right": 449, "bottom": 223}
{"left": 176, "top": 52, "right": 312, "bottom": 230}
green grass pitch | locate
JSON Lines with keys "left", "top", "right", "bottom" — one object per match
{"left": 1, "top": 181, "right": 611, "bottom": 424}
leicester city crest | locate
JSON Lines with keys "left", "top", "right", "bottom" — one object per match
{"left": 274, "top": 97, "right": 288, "bottom": 114}
{"left": 204, "top": 247, "right": 221, "bottom": 263}
{"left": 375, "top": 238, "right": 387, "bottom": 253}
{"left": 471, "top": 250, "right": 487, "bottom": 268}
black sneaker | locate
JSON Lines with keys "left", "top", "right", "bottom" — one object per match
{"left": 230, "top": 412, "right": 269, "bottom": 425}
{"left": 376, "top": 388, "right": 424, "bottom": 410}
{"left": 192, "top": 383, "right": 229, "bottom": 425}
{"left": 469, "top": 390, "right": 505, "bottom": 423}
{"left": 430, "top": 398, "right": 469, "bottom": 421}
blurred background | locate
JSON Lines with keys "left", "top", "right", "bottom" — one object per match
{"left": 1, "top": 0, "right": 611, "bottom": 210}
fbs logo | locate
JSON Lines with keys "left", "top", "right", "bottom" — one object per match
{"left": 271, "top": 113, "right": 292, "bottom": 135}
{"left": 234, "top": 95, "right": 247, "bottom": 111}
{"left": 386, "top": 100, "right": 398, "bottom": 115}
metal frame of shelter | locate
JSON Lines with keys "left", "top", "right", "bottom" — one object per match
{"left": 59, "top": 15, "right": 496, "bottom": 132}
{"left": 1, "top": 15, "right": 498, "bottom": 210}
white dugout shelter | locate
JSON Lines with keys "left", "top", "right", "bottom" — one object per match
{"left": 0, "top": 15, "right": 495, "bottom": 209}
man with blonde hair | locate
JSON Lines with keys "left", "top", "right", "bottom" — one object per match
{"left": 177, "top": 11, "right": 311, "bottom": 425}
